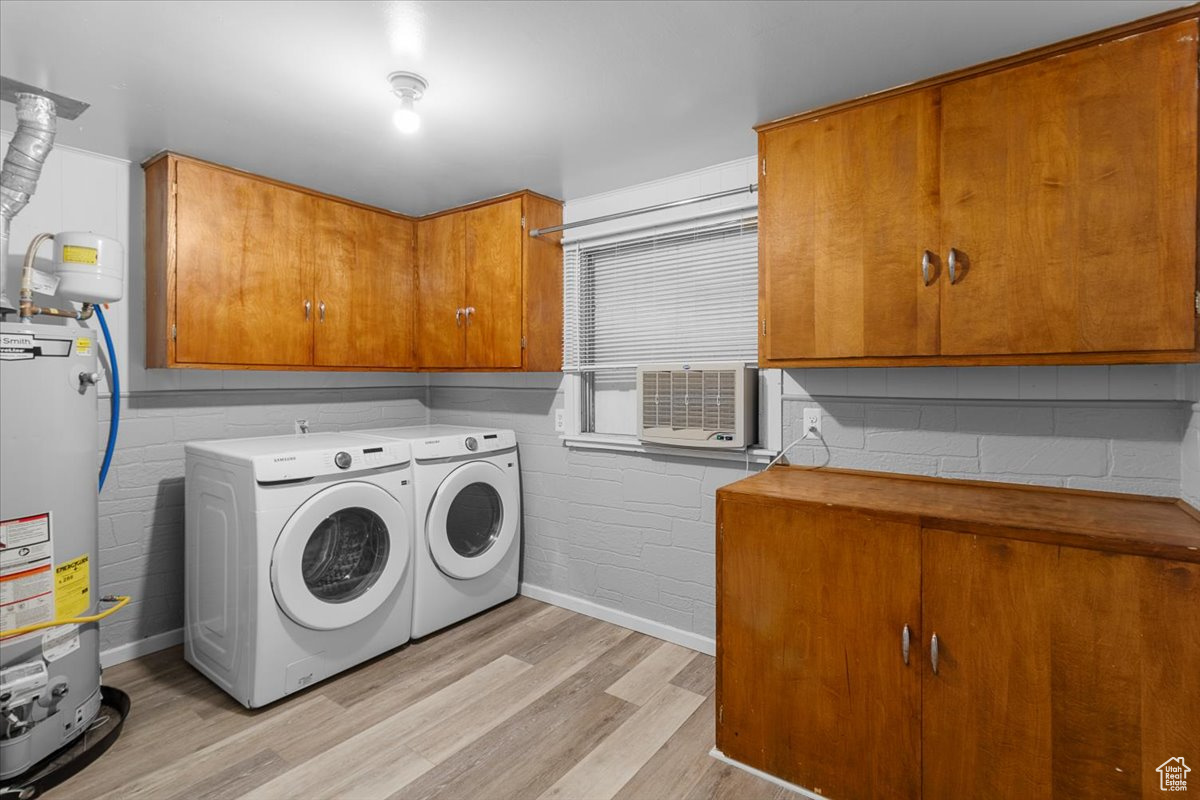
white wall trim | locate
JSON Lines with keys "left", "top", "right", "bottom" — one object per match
{"left": 520, "top": 582, "right": 715, "bottom": 656}
{"left": 709, "top": 748, "right": 824, "bottom": 799}
{"left": 100, "top": 627, "right": 183, "bottom": 668}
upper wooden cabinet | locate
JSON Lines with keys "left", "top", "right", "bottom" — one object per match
{"left": 415, "top": 192, "right": 563, "bottom": 371}
{"left": 758, "top": 10, "right": 1199, "bottom": 367}
{"left": 145, "top": 153, "right": 562, "bottom": 371}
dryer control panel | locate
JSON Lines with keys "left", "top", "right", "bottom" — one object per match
{"left": 412, "top": 430, "right": 516, "bottom": 462}
{"left": 254, "top": 442, "right": 411, "bottom": 483}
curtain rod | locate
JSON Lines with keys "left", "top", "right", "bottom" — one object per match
{"left": 530, "top": 183, "right": 758, "bottom": 238}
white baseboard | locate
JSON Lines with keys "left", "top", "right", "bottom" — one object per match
{"left": 100, "top": 627, "right": 183, "bottom": 669}
{"left": 709, "top": 748, "right": 821, "bottom": 799}
{"left": 519, "top": 583, "right": 716, "bottom": 656}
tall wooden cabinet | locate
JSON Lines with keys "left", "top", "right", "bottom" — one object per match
{"left": 717, "top": 468, "right": 1200, "bottom": 799}
{"left": 145, "top": 153, "right": 563, "bottom": 371}
{"left": 758, "top": 10, "right": 1199, "bottom": 367}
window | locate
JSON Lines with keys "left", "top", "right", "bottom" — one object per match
{"left": 562, "top": 216, "right": 760, "bottom": 439}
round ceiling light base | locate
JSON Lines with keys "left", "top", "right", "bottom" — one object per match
{"left": 388, "top": 71, "right": 428, "bottom": 100}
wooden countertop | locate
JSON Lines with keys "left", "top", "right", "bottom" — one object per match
{"left": 717, "top": 467, "right": 1200, "bottom": 563}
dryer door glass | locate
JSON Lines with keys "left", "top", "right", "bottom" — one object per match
{"left": 446, "top": 483, "right": 503, "bottom": 558}
{"left": 302, "top": 507, "right": 390, "bottom": 603}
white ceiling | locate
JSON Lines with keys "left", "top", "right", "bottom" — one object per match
{"left": 1, "top": 0, "right": 1190, "bottom": 214}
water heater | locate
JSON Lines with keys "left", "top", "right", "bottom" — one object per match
{"left": 0, "top": 320, "right": 105, "bottom": 778}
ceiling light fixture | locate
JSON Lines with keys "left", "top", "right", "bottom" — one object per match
{"left": 388, "top": 71, "right": 427, "bottom": 134}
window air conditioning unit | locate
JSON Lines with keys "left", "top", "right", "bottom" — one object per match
{"left": 637, "top": 362, "right": 757, "bottom": 449}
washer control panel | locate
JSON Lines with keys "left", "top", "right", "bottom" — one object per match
{"left": 253, "top": 439, "right": 412, "bottom": 482}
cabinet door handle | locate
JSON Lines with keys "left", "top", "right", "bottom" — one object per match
{"left": 947, "top": 249, "right": 960, "bottom": 285}
{"left": 455, "top": 308, "right": 464, "bottom": 327}
{"left": 902, "top": 624, "right": 911, "bottom": 665}
{"left": 318, "top": 301, "right": 326, "bottom": 322}
{"left": 921, "top": 250, "right": 934, "bottom": 286}
{"left": 465, "top": 306, "right": 475, "bottom": 327}
{"left": 304, "top": 300, "right": 311, "bottom": 320}
{"left": 930, "top": 632, "right": 940, "bottom": 675}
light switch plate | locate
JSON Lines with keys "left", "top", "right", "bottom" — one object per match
{"left": 554, "top": 409, "right": 566, "bottom": 432}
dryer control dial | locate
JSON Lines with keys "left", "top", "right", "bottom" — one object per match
{"left": 334, "top": 451, "right": 353, "bottom": 470}
{"left": 464, "top": 436, "right": 478, "bottom": 452}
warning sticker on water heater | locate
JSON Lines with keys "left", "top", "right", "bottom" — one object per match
{"left": 1, "top": 513, "right": 55, "bottom": 643}
{"left": 55, "top": 555, "right": 90, "bottom": 618}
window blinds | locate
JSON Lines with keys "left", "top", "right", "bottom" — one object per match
{"left": 562, "top": 217, "right": 758, "bottom": 371}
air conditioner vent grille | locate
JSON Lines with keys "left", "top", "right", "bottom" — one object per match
{"left": 637, "top": 363, "right": 756, "bottom": 449}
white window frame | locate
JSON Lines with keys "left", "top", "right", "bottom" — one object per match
{"left": 560, "top": 206, "right": 782, "bottom": 463}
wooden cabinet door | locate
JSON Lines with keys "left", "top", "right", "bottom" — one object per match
{"left": 717, "top": 498, "right": 921, "bottom": 799}
{"left": 922, "top": 530, "right": 1200, "bottom": 798}
{"left": 759, "top": 89, "right": 940, "bottom": 362}
{"left": 938, "top": 20, "right": 1197, "bottom": 356}
{"left": 174, "top": 160, "right": 316, "bottom": 365}
{"left": 464, "top": 197, "right": 524, "bottom": 369}
{"left": 314, "top": 204, "right": 415, "bottom": 369}
{"left": 415, "top": 212, "right": 466, "bottom": 368}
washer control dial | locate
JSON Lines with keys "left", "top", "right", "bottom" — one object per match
{"left": 464, "top": 436, "right": 478, "bottom": 452}
{"left": 334, "top": 451, "right": 353, "bottom": 470}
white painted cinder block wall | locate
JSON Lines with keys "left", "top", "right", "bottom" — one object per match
{"left": 1, "top": 133, "right": 428, "bottom": 658}
{"left": 5, "top": 135, "right": 1193, "bottom": 661}
{"left": 431, "top": 156, "right": 1196, "bottom": 654}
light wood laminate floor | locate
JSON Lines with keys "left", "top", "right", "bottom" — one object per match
{"left": 48, "top": 597, "right": 793, "bottom": 800}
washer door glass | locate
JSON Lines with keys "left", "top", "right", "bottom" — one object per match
{"left": 427, "top": 461, "right": 518, "bottom": 580}
{"left": 302, "top": 507, "right": 390, "bottom": 603}
{"left": 272, "top": 481, "right": 410, "bottom": 630}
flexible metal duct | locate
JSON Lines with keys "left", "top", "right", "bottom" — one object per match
{"left": 0, "top": 92, "right": 57, "bottom": 314}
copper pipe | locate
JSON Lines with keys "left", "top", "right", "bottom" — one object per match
{"left": 23, "top": 301, "right": 93, "bottom": 321}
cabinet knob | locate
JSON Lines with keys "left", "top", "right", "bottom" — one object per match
{"left": 930, "top": 632, "right": 940, "bottom": 675}
{"left": 455, "top": 308, "right": 464, "bottom": 327}
{"left": 304, "top": 299, "right": 311, "bottom": 320}
{"left": 947, "top": 249, "right": 961, "bottom": 285}
{"left": 318, "top": 301, "right": 326, "bottom": 322}
{"left": 902, "top": 624, "right": 911, "bottom": 665}
{"left": 464, "top": 306, "right": 475, "bottom": 327}
{"left": 921, "top": 251, "right": 934, "bottom": 286}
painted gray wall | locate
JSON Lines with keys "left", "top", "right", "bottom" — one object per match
{"left": 430, "top": 365, "right": 1189, "bottom": 645}
{"left": 96, "top": 386, "right": 427, "bottom": 652}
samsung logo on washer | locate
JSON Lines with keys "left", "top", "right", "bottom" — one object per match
{"left": 273, "top": 456, "right": 297, "bottom": 463}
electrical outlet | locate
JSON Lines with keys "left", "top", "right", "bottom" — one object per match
{"left": 554, "top": 409, "right": 566, "bottom": 432}
{"left": 294, "top": 419, "right": 309, "bottom": 435}
{"left": 803, "top": 408, "right": 822, "bottom": 439}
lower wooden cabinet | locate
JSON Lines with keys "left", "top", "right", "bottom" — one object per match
{"left": 717, "top": 468, "right": 1200, "bottom": 799}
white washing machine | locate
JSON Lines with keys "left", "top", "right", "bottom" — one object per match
{"left": 184, "top": 432, "right": 414, "bottom": 708}
{"left": 368, "top": 426, "right": 520, "bottom": 638}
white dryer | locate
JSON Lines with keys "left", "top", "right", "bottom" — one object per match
{"left": 368, "top": 426, "right": 520, "bottom": 638}
{"left": 184, "top": 432, "right": 414, "bottom": 708}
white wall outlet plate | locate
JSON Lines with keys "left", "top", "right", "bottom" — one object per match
{"left": 554, "top": 408, "right": 566, "bottom": 432}
{"left": 803, "top": 407, "right": 822, "bottom": 439}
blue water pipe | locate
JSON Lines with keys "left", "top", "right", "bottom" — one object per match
{"left": 95, "top": 304, "right": 119, "bottom": 491}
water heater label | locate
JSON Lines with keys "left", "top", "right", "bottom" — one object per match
{"left": 54, "top": 555, "right": 91, "bottom": 618}
{"left": 42, "top": 624, "right": 80, "bottom": 662}
{"left": 1, "top": 513, "right": 55, "bottom": 644}
{"left": 0, "top": 333, "right": 35, "bottom": 361}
